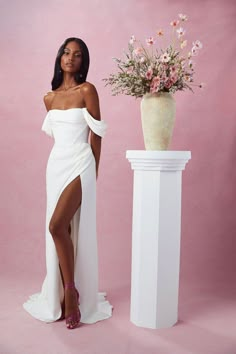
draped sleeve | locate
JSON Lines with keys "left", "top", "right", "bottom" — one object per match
{"left": 41, "top": 111, "right": 53, "bottom": 137}
{"left": 82, "top": 108, "right": 107, "bottom": 138}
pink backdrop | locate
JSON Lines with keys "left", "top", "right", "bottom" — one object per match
{"left": 1, "top": 0, "right": 236, "bottom": 300}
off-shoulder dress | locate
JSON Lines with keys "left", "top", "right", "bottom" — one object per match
{"left": 23, "top": 108, "right": 113, "bottom": 323}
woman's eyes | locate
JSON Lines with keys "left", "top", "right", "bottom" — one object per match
{"left": 63, "top": 51, "right": 81, "bottom": 58}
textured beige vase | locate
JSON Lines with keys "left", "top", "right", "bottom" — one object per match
{"left": 141, "top": 92, "right": 176, "bottom": 150}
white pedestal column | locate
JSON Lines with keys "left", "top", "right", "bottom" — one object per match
{"left": 126, "top": 150, "right": 191, "bottom": 329}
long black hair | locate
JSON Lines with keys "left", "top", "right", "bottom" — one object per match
{"left": 51, "top": 37, "right": 90, "bottom": 90}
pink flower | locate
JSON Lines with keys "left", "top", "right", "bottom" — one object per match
{"left": 152, "top": 76, "right": 161, "bottom": 86}
{"left": 145, "top": 67, "right": 153, "bottom": 80}
{"left": 161, "top": 72, "right": 167, "bottom": 81}
{"left": 150, "top": 76, "right": 161, "bottom": 93}
{"left": 164, "top": 78, "right": 173, "bottom": 89}
{"left": 170, "top": 65, "right": 177, "bottom": 73}
{"left": 150, "top": 84, "right": 159, "bottom": 93}
{"left": 146, "top": 37, "right": 155, "bottom": 46}
{"left": 170, "top": 73, "right": 178, "bottom": 83}
{"left": 153, "top": 76, "right": 161, "bottom": 83}
{"left": 126, "top": 66, "right": 134, "bottom": 74}
{"left": 161, "top": 63, "right": 169, "bottom": 70}
{"left": 133, "top": 47, "right": 144, "bottom": 56}
{"left": 157, "top": 29, "right": 164, "bottom": 36}
{"left": 170, "top": 20, "right": 179, "bottom": 27}
{"left": 160, "top": 52, "right": 171, "bottom": 63}
{"left": 129, "top": 35, "right": 136, "bottom": 44}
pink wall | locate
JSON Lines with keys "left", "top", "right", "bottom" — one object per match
{"left": 1, "top": 0, "right": 236, "bottom": 293}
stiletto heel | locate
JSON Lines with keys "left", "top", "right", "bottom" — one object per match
{"left": 64, "top": 282, "right": 81, "bottom": 329}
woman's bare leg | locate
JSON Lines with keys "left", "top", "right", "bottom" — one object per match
{"left": 49, "top": 175, "right": 82, "bottom": 325}
{"left": 59, "top": 224, "right": 71, "bottom": 319}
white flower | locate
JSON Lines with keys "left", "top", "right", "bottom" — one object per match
{"left": 160, "top": 52, "right": 171, "bottom": 63}
{"left": 199, "top": 82, "right": 206, "bottom": 88}
{"left": 129, "top": 35, "right": 136, "bottom": 44}
{"left": 180, "top": 39, "right": 187, "bottom": 49}
{"left": 188, "top": 60, "right": 195, "bottom": 67}
{"left": 178, "top": 13, "right": 188, "bottom": 21}
{"left": 188, "top": 60, "right": 195, "bottom": 72}
{"left": 176, "top": 27, "right": 186, "bottom": 38}
{"left": 192, "top": 40, "right": 203, "bottom": 49}
{"left": 191, "top": 46, "right": 198, "bottom": 56}
{"left": 139, "top": 56, "right": 146, "bottom": 63}
{"left": 184, "top": 74, "right": 191, "bottom": 82}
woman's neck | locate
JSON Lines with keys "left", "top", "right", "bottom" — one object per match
{"left": 62, "top": 73, "right": 77, "bottom": 90}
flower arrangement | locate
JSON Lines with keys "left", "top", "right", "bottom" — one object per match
{"left": 104, "top": 14, "right": 204, "bottom": 98}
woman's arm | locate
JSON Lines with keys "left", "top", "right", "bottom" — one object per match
{"left": 82, "top": 83, "right": 102, "bottom": 179}
{"left": 43, "top": 92, "right": 54, "bottom": 111}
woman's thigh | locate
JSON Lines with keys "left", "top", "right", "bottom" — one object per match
{"left": 49, "top": 175, "right": 82, "bottom": 232}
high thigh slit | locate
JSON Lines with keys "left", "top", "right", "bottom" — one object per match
{"left": 50, "top": 174, "right": 82, "bottom": 233}
{"left": 23, "top": 108, "right": 113, "bottom": 323}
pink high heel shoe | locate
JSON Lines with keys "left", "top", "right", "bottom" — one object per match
{"left": 64, "top": 282, "right": 81, "bottom": 329}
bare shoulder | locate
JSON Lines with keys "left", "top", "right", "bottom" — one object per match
{"left": 43, "top": 91, "right": 55, "bottom": 111}
{"left": 80, "top": 82, "right": 100, "bottom": 120}
{"left": 80, "top": 81, "right": 98, "bottom": 97}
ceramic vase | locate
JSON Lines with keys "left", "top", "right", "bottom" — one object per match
{"left": 140, "top": 92, "right": 176, "bottom": 150}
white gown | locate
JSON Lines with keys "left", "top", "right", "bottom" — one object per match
{"left": 23, "top": 108, "right": 113, "bottom": 323}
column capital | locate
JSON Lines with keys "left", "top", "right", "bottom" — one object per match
{"left": 126, "top": 150, "right": 191, "bottom": 171}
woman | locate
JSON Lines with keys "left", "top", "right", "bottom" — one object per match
{"left": 23, "top": 37, "right": 112, "bottom": 329}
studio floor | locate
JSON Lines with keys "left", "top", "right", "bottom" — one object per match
{"left": 1, "top": 274, "right": 236, "bottom": 354}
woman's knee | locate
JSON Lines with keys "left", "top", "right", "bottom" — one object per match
{"left": 49, "top": 218, "right": 66, "bottom": 238}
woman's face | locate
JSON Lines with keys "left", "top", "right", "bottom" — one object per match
{"left": 60, "top": 41, "right": 82, "bottom": 73}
